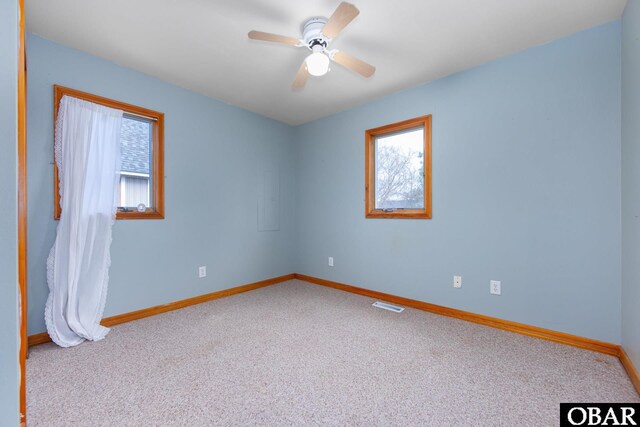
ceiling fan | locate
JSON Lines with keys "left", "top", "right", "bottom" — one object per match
{"left": 248, "top": 2, "right": 375, "bottom": 89}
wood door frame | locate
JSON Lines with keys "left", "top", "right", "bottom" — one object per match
{"left": 18, "top": 0, "right": 28, "bottom": 423}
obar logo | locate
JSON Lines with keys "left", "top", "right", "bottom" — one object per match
{"left": 560, "top": 404, "right": 639, "bottom": 426}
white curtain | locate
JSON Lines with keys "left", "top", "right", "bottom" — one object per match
{"left": 46, "top": 95, "right": 123, "bottom": 348}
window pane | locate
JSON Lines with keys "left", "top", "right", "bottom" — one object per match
{"left": 374, "top": 126, "right": 424, "bottom": 210}
{"left": 119, "top": 115, "right": 153, "bottom": 208}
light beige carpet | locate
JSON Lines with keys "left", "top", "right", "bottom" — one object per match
{"left": 27, "top": 280, "right": 639, "bottom": 426}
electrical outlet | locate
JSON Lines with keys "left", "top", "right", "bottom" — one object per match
{"left": 328, "top": 257, "right": 334, "bottom": 267}
{"left": 198, "top": 266, "right": 207, "bottom": 278}
{"left": 453, "top": 275, "right": 462, "bottom": 288}
{"left": 490, "top": 280, "right": 501, "bottom": 295}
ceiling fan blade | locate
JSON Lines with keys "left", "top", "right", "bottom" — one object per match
{"left": 248, "top": 31, "right": 300, "bottom": 46}
{"left": 332, "top": 51, "right": 375, "bottom": 78}
{"left": 322, "top": 2, "right": 359, "bottom": 39}
{"left": 292, "top": 61, "right": 308, "bottom": 89}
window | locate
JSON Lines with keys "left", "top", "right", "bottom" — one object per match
{"left": 53, "top": 85, "right": 164, "bottom": 219}
{"left": 365, "top": 115, "right": 431, "bottom": 219}
{"left": 119, "top": 115, "right": 153, "bottom": 209}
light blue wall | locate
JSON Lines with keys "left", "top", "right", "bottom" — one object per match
{"left": 622, "top": 1, "right": 640, "bottom": 370}
{"left": 27, "top": 34, "right": 297, "bottom": 335}
{"left": 0, "top": 0, "right": 20, "bottom": 424}
{"left": 295, "top": 21, "right": 622, "bottom": 343}
{"left": 26, "top": 20, "right": 627, "bottom": 347}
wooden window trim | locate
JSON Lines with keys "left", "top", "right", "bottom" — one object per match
{"left": 365, "top": 115, "right": 432, "bottom": 219}
{"left": 53, "top": 85, "right": 165, "bottom": 220}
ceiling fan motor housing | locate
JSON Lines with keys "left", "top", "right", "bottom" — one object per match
{"left": 302, "top": 17, "right": 330, "bottom": 49}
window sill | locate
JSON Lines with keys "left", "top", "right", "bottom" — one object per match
{"left": 116, "top": 209, "right": 164, "bottom": 220}
{"left": 365, "top": 209, "right": 431, "bottom": 219}
{"left": 54, "top": 210, "right": 164, "bottom": 220}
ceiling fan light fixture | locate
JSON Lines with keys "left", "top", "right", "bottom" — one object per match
{"left": 305, "top": 48, "right": 330, "bottom": 77}
{"left": 249, "top": 2, "right": 375, "bottom": 89}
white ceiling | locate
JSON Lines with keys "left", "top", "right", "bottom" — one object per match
{"left": 26, "top": 0, "right": 627, "bottom": 126}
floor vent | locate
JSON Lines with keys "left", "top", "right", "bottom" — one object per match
{"left": 372, "top": 301, "right": 405, "bottom": 313}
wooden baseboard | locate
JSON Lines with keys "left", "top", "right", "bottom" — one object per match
{"left": 27, "top": 332, "right": 51, "bottom": 347}
{"left": 28, "top": 273, "right": 295, "bottom": 347}
{"left": 620, "top": 348, "right": 640, "bottom": 395}
{"left": 28, "top": 272, "right": 638, "bottom": 394}
{"left": 294, "top": 273, "right": 621, "bottom": 357}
